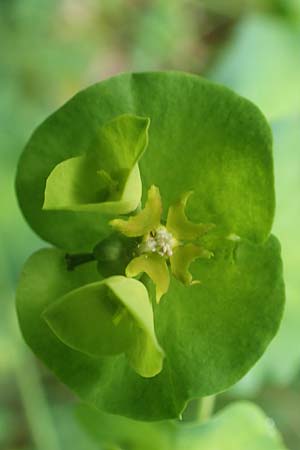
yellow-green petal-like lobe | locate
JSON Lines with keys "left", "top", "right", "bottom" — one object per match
{"left": 167, "top": 191, "right": 215, "bottom": 240}
{"left": 170, "top": 243, "right": 213, "bottom": 285}
{"left": 110, "top": 185, "right": 162, "bottom": 237}
{"left": 126, "top": 253, "right": 169, "bottom": 303}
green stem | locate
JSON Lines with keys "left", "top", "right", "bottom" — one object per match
{"left": 196, "top": 395, "right": 216, "bottom": 423}
{"left": 1, "top": 244, "right": 61, "bottom": 450}
{"left": 15, "top": 354, "right": 61, "bottom": 450}
{"left": 65, "top": 252, "right": 95, "bottom": 271}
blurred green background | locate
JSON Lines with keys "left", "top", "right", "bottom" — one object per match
{"left": 0, "top": 1, "right": 299, "bottom": 449}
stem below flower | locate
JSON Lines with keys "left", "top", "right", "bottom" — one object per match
{"left": 197, "top": 395, "right": 216, "bottom": 423}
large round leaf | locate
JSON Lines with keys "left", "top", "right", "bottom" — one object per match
{"left": 16, "top": 72, "right": 274, "bottom": 251}
{"left": 16, "top": 236, "right": 284, "bottom": 420}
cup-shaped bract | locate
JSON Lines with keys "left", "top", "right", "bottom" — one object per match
{"left": 43, "top": 114, "right": 149, "bottom": 216}
{"left": 16, "top": 72, "right": 275, "bottom": 252}
{"left": 18, "top": 250, "right": 163, "bottom": 378}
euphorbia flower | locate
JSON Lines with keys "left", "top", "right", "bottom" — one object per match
{"left": 110, "top": 185, "right": 214, "bottom": 302}
{"left": 15, "top": 72, "right": 284, "bottom": 422}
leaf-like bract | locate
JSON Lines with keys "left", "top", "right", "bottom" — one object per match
{"left": 40, "top": 270, "right": 164, "bottom": 378}
{"left": 43, "top": 114, "right": 149, "bottom": 215}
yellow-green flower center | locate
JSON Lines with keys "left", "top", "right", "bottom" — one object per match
{"left": 110, "top": 185, "right": 214, "bottom": 303}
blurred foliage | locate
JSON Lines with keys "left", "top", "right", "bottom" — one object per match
{"left": 76, "top": 401, "right": 287, "bottom": 450}
{"left": 0, "top": 0, "right": 299, "bottom": 449}
{"left": 209, "top": 14, "right": 300, "bottom": 120}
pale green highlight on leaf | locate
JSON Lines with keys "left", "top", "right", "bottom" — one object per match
{"left": 167, "top": 191, "right": 215, "bottom": 241}
{"left": 110, "top": 185, "right": 162, "bottom": 237}
{"left": 126, "top": 253, "right": 170, "bottom": 303}
{"left": 170, "top": 244, "right": 213, "bottom": 285}
{"left": 43, "top": 114, "right": 150, "bottom": 216}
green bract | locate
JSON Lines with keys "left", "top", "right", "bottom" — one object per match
{"left": 43, "top": 114, "right": 149, "bottom": 215}
{"left": 16, "top": 72, "right": 284, "bottom": 421}
{"left": 43, "top": 275, "right": 163, "bottom": 377}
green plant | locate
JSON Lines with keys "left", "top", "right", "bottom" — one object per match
{"left": 15, "top": 71, "right": 285, "bottom": 445}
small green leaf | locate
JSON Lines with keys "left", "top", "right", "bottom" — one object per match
{"left": 43, "top": 114, "right": 149, "bottom": 215}
{"left": 42, "top": 281, "right": 136, "bottom": 357}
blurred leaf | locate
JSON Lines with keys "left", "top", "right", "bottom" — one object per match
{"left": 209, "top": 14, "right": 300, "bottom": 120}
{"left": 77, "top": 401, "right": 288, "bottom": 450}
{"left": 131, "top": 0, "right": 198, "bottom": 70}
{"left": 46, "top": 404, "right": 101, "bottom": 450}
{"left": 77, "top": 404, "right": 173, "bottom": 450}
{"left": 178, "top": 402, "right": 288, "bottom": 449}
{"left": 0, "top": 402, "right": 15, "bottom": 447}
{"left": 198, "top": 0, "right": 270, "bottom": 15}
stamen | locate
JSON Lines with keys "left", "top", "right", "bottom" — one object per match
{"left": 139, "top": 226, "right": 175, "bottom": 258}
